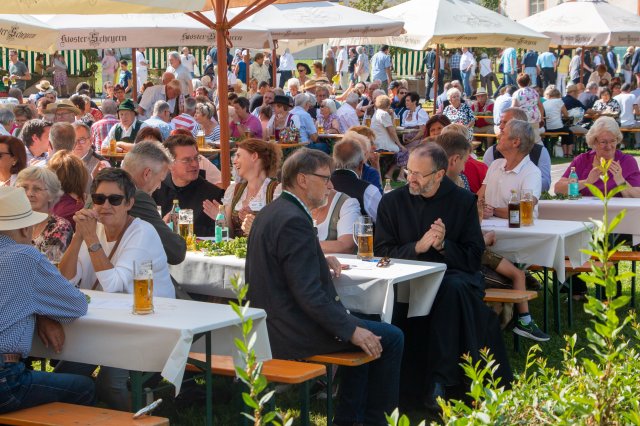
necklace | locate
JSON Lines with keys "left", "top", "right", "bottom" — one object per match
{"left": 0, "top": 176, "right": 10, "bottom": 186}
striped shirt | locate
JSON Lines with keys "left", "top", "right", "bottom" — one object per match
{"left": 171, "top": 113, "right": 197, "bottom": 132}
{"left": 0, "top": 235, "right": 87, "bottom": 357}
{"left": 192, "top": 123, "right": 220, "bottom": 143}
{"left": 90, "top": 114, "right": 119, "bottom": 151}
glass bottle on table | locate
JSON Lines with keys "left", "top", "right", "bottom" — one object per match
{"left": 508, "top": 190, "right": 521, "bottom": 228}
{"left": 384, "top": 178, "right": 393, "bottom": 194}
{"left": 170, "top": 199, "right": 180, "bottom": 233}
{"left": 215, "top": 204, "right": 229, "bottom": 243}
{"left": 568, "top": 167, "right": 579, "bottom": 200}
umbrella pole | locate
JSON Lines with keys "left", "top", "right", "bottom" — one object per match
{"left": 215, "top": 1, "right": 231, "bottom": 188}
{"left": 433, "top": 45, "right": 439, "bottom": 115}
{"left": 272, "top": 45, "right": 277, "bottom": 88}
{"left": 131, "top": 48, "right": 137, "bottom": 101}
{"left": 580, "top": 48, "right": 584, "bottom": 85}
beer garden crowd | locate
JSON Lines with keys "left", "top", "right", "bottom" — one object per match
{"left": 1, "top": 30, "right": 640, "bottom": 425}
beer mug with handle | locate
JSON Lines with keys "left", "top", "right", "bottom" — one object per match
{"left": 353, "top": 216, "right": 374, "bottom": 260}
{"left": 133, "top": 260, "right": 154, "bottom": 314}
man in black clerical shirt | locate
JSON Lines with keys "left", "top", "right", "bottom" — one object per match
{"left": 374, "top": 143, "right": 512, "bottom": 411}
{"left": 153, "top": 134, "right": 224, "bottom": 236}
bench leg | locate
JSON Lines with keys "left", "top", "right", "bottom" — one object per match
{"left": 553, "top": 271, "right": 561, "bottom": 334}
{"left": 326, "top": 364, "right": 334, "bottom": 426}
{"left": 616, "top": 262, "right": 622, "bottom": 298}
{"left": 299, "top": 380, "right": 311, "bottom": 426}
{"left": 513, "top": 332, "right": 520, "bottom": 353}
{"left": 632, "top": 261, "right": 637, "bottom": 308}
{"left": 205, "top": 332, "right": 213, "bottom": 426}
{"left": 543, "top": 267, "right": 549, "bottom": 334}
{"left": 567, "top": 277, "right": 573, "bottom": 329}
{"left": 130, "top": 371, "right": 143, "bottom": 412}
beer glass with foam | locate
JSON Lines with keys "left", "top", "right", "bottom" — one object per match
{"left": 353, "top": 216, "right": 374, "bottom": 260}
{"left": 133, "top": 260, "right": 154, "bottom": 314}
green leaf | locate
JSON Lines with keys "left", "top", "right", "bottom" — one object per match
{"left": 242, "top": 392, "right": 259, "bottom": 409}
{"left": 262, "top": 411, "right": 277, "bottom": 424}
{"left": 582, "top": 358, "right": 602, "bottom": 377}
{"left": 610, "top": 295, "right": 630, "bottom": 310}
{"left": 397, "top": 414, "right": 410, "bottom": 426}
{"left": 259, "top": 390, "right": 276, "bottom": 407}
{"left": 585, "top": 183, "right": 604, "bottom": 201}
{"left": 607, "top": 184, "right": 627, "bottom": 199}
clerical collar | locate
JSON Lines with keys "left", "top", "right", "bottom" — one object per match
{"left": 281, "top": 191, "right": 313, "bottom": 223}
{"left": 335, "top": 168, "right": 360, "bottom": 179}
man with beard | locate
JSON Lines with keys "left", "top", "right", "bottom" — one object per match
{"left": 374, "top": 143, "right": 512, "bottom": 411}
{"left": 246, "top": 148, "right": 403, "bottom": 426}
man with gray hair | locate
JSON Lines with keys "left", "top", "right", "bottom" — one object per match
{"left": 144, "top": 100, "right": 174, "bottom": 140}
{"left": 291, "top": 93, "right": 323, "bottom": 150}
{"left": 171, "top": 96, "right": 197, "bottom": 131}
{"left": 336, "top": 92, "right": 360, "bottom": 132}
{"left": 331, "top": 137, "right": 381, "bottom": 221}
{"left": 166, "top": 51, "right": 193, "bottom": 96}
{"left": 375, "top": 143, "right": 512, "bottom": 410}
{"left": 138, "top": 79, "right": 182, "bottom": 120}
{"left": 49, "top": 122, "right": 76, "bottom": 153}
{"left": 122, "top": 141, "right": 186, "bottom": 265}
{"left": 0, "top": 107, "right": 15, "bottom": 136}
{"left": 246, "top": 148, "right": 403, "bottom": 426}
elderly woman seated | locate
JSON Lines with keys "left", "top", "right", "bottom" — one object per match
{"left": 56, "top": 168, "right": 174, "bottom": 411}
{"left": 442, "top": 87, "right": 475, "bottom": 140}
{"left": 286, "top": 78, "right": 301, "bottom": 98}
{"left": 311, "top": 188, "right": 360, "bottom": 254}
{"left": 555, "top": 116, "right": 640, "bottom": 198}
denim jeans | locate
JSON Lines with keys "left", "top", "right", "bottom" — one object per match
{"left": 306, "top": 141, "right": 331, "bottom": 154}
{"left": 504, "top": 72, "right": 517, "bottom": 87}
{"left": 0, "top": 361, "right": 94, "bottom": 414}
{"left": 524, "top": 67, "right": 537, "bottom": 87}
{"left": 460, "top": 70, "right": 473, "bottom": 97}
{"left": 333, "top": 315, "right": 404, "bottom": 426}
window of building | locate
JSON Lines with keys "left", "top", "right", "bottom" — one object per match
{"left": 529, "top": 0, "right": 545, "bottom": 15}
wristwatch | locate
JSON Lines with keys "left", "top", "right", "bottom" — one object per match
{"left": 437, "top": 240, "right": 446, "bottom": 252}
{"left": 88, "top": 242, "right": 102, "bottom": 253}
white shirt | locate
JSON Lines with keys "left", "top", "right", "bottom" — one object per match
{"left": 135, "top": 50, "right": 148, "bottom": 69}
{"left": 493, "top": 93, "right": 512, "bottom": 125}
{"left": 101, "top": 118, "right": 148, "bottom": 148}
{"left": 167, "top": 64, "right": 192, "bottom": 95}
{"left": 483, "top": 155, "right": 542, "bottom": 217}
{"left": 543, "top": 98, "right": 565, "bottom": 130}
{"left": 337, "top": 48, "right": 349, "bottom": 73}
{"left": 614, "top": 92, "right": 639, "bottom": 126}
{"left": 479, "top": 58, "right": 492, "bottom": 77}
{"left": 138, "top": 85, "right": 177, "bottom": 120}
{"left": 336, "top": 102, "right": 359, "bottom": 133}
{"left": 459, "top": 51, "right": 476, "bottom": 72}
{"left": 278, "top": 53, "right": 295, "bottom": 71}
{"left": 401, "top": 107, "right": 429, "bottom": 127}
{"left": 71, "top": 218, "right": 175, "bottom": 298}
{"left": 222, "top": 178, "right": 282, "bottom": 211}
{"left": 363, "top": 184, "right": 381, "bottom": 223}
{"left": 316, "top": 192, "right": 361, "bottom": 241}
{"left": 371, "top": 108, "right": 398, "bottom": 152}
{"left": 180, "top": 54, "right": 197, "bottom": 72}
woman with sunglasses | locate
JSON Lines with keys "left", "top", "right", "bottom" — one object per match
{"left": 0, "top": 136, "right": 27, "bottom": 187}
{"left": 296, "top": 62, "right": 311, "bottom": 88}
{"left": 58, "top": 167, "right": 174, "bottom": 411}
{"left": 16, "top": 166, "right": 73, "bottom": 253}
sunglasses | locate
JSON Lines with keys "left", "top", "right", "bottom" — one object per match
{"left": 91, "top": 193, "right": 125, "bottom": 206}
{"left": 376, "top": 257, "right": 391, "bottom": 268}
{"left": 297, "top": 69, "right": 306, "bottom": 73}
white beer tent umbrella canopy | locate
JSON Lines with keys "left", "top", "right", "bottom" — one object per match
{"left": 42, "top": 12, "right": 273, "bottom": 50}
{"left": 0, "top": 15, "right": 57, "bottom": 52}
{"left": 228, "top": 1, "right": 405, "bottom": 53}
{"left": 518, "top": 0, "right": 640, "bottom": 47}
{"left": 330, "top": 0, "right": 550, "bottom": 50}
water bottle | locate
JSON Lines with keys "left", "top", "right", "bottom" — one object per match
{"left": 214, "top": 205, "right": 229, "bottom": 243}
{"left": 568, "top": 167, "right": 579, "bottom": 200}
{"left": 170, "top": 199, "right": 180, "bottom": 233}
{"left": 383, "top": 178, "right": 393, "bottom": 194}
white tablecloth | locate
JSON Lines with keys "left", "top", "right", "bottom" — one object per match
{"left": 30, "top": 290, "right": 271, "bottom": 394}
{"left": 481, "top": 218, "right": 593, "bottom": 282}
{"left": 170, "top": 252, "right": 447, "bottom": 323}
{"left": 539, "top": 197, "right": 640, "bottom": 245}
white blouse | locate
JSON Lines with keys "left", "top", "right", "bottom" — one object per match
{"left": 222, "top": 178, "right": 283, "bottom": 212}
{"left": 315, "top": 192, "right": 361, "bottom": 241}
{"left": 401, "top": 107, "right": 429, "bottom": 128}
{"left": 371, "top": 109, "right": 398, "bottom": 152}
{"left": 71, "top": 218, "right": 175, "bottom": 298}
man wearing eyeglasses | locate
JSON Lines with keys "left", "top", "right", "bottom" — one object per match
{"left": 246, "top": 148, "right": 403, "bottom": 426}
{"left": 375, "top": 143, "right": 512, "bottom": 412}
{"left": 153, "top": 134, "right": 223, "bottom": 237}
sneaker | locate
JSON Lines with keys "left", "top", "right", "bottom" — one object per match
{"left": 513, "top": 319, "right": 550, "bottom": 342}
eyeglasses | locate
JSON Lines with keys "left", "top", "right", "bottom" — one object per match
{"left": 596, "top": 139, "right": 617, "bottom": 146}
{"left": 176, "top": 156, "right": 199, "bottom": 165}
{"left": 0, "top": 152, "right": 13, "bottom": 158}
{"left": 376, "top": 257, "right": 391, "bottom": 268}
{"left": 398, "top": 91, "right": 408, "bottom": 95}
{"left": 76, "top": 137, "right": 90, "bottom": 144}
{"left": 404, "top": 168, "right": 438, "bottom": 179}
{"left": 306, "top": 172, "right": 331, "bottom": 184}
{"left": 17, "top": 184, "right": 47, "bottom": 193}
{"left": 91, "top": 193, "right": 125, "bottom": 206}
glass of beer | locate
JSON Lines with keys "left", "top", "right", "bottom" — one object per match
{"left": 353, "top": 216, "right": 374, "bottom": 260}
{"left": 109, "top": 138, "right": 117, "bottom": 155}
{"left": 365, "top": 117, "right": 372, "bottom": 127}
{"left": 244, "top": 130, "right": 252, "bottom": 140}
{"left": 317, "top": 122, "right": 324, "bottom": 134}
{"left": 178, "top": 209, "right": 195, "bottom": 250}
{"left": 393, "top": 116, "right": 401, "bottom": 127}
{"left": 43, "top": 244, "right": 62, "bottom": 270}
{"left": 520, "top": 189, "right": 534, "bottom": 226}
{"left": 196, "top": 130, "right": 205, "bottom": 149}
{"left": 133, "top": 260, "right": 154, "bottom": 314}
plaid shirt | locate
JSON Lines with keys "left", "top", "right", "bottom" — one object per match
{"left": 90, "top": 114, "right": 119, "bottom": 151}
{"left": 450, "top": 52, "right": 461, "bottom": 69}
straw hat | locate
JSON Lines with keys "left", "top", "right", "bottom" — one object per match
{"left": 303, "top": 79, "right": 317, "bottom": 91}
{"left": 0, "top": 187, "right": 48, "bottom": 231}
{"left": 35, "top": 80, "right": 53, "bottom": 92}
{"left": 44, "top": 99, "right": 81, "bottom": 115}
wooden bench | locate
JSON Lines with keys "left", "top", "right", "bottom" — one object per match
{"left": 303, "top": 352, "right": 375, "bottom": 426}
{"left": 473, "top": 133, "right": 497, "bottom": 138}
{"left": 542, "top": 132, "right": 570, "bottom": 137}
{"left": 185, "top": 354, "right": 325, "bottom": 426}
{"left": 620, "top": 127, "right": 640, "bottom": 132}
{"left": 592, "top": 250, "right": 640, "bottom": 305}
{"left": 483, "top": 288, "right": 538, "bottom": 351}
{"left": 0, "top": 402, "right": 169, "bottom": 425}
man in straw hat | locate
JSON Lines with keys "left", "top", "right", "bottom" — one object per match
{"left": 0, "top": 186, "right": 94, "bottom": 414}
{"left": 45, "top": 99, "right": 81, "bottom": 124}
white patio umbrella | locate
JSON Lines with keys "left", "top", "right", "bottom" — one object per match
{"left": 43, "top": 12, "right": 273, "bottom": 50}
{"left": 329, "top": 0, "right": 549, "bottom": 50}
{"left": 0, "top": 15, "right": 57, "bottom": 52}
{"left": 229, "top": 1, "right": 405, "bottom": 53}
{"left": 518, "top": 0, "right": 640, "bottom": 47}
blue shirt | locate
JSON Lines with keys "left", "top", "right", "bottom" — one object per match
{"left": 0, "top": 235, "right": 87, "bottom": 357}
{"left": 362, "top": 163, "right": 383, "bottom": 194}
{"left": 537, "top": 52, "right": 556, "bottom": 69}
{"left": 450, "top": 52, "right": 461, "bottom": 69}
{"left": 144, "top": 116, "right": 174, "bottom": 141}
{"left": 237, "top": 62, "right": 247, "bottom": 83}
{"left": 502, "top": 48, "right": 517, "bottom": 74}
{"left": 119, "top": 70, "right": 132, "bottom": 89}
{"left": 291, "top": 106, "right": 316, "bottom": 143}
{"left": 371, "top": 51, "right": 391, "bottom": 82}
{"left": 523, "top": 51, "right": 538, "bottom": 67}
